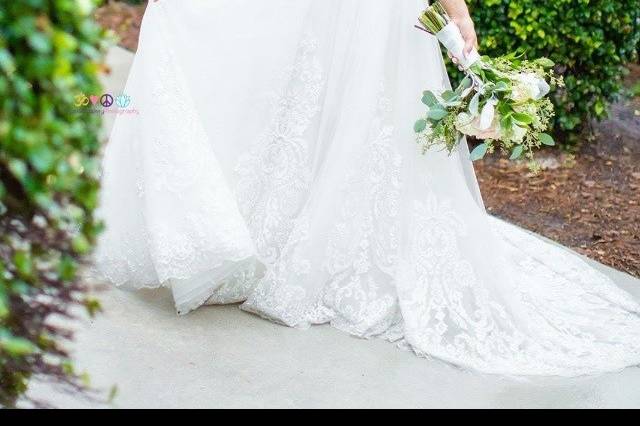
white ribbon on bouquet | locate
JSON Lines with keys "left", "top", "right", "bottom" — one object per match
{"left": 436, "top": 22, "right": 481, "bottom": 69}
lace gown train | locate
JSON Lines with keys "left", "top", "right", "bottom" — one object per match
{"left": 95, "top": 0, "right": 640, "bottom": 377}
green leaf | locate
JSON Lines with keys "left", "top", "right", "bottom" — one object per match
{"left": 536, "top": 58, "right": 555, "bottom": 68}
{"left": 72, "top": 234, "right": 91, "bottom": 254}
{"left": 469, "top": 63, "right": 483, "bottom": 75}
{"left": 80, "top": 372, "right": 92, "bottom": 387}
{"left": 414, "top": 119, "right": 428, "bottom": 133}
{"left": 459, "top": 76, "right": 473, "bottom": 90}
{"left": 13, "top": 251, "right": 33, "bottom": 278}
{"left": 62, "top": 361, "right": 75, "bottom": 375}
{"left": 441, "top": 90, "right": 456, "bottom": 101}
{"left": 539, "top": 133, "right": 556, "bottom": 146}
{"left": 510, "top": 145, "right": 524, "bottom": 160}
{"left": 0, "top": 290, "right": 9, "bottom": 319}
{"left": 500, "top": 115, "right": 514, "bottom": 132}
{"left": 512, "top": 112, "right": 533, "bottom": 125}
{"left": 11, "top": 280, "right": 30, "bottom": 296}
{"left": 498, "top": 102, "right": 513, "bottom": 116}
{"left": 28, "top": 32, "right": 52, "bottom": 54}
{"left": 421, "top": 91, "right": 439, "bottom": 107}
{"left": 8, "top": 159, "right": 28, "bottom": 181}
{"left": 108, "top": 385, "right": 119, "bottom": 404}
{"left": 470, "top": 143, "right": 489, "bottom": 161}
{"left": 29, "top": 145, "right": 56, "bottom": 173}
{"left": 58, "top": 256, "right": 77, "bottom": 282}
{"left": 427, "top": 108, "right": 448, "bottom": 121}
{"left": 0, "top": 337, "right": 37, "bottom": 357}
{"left": 494, "top": 81, "right": 510, "bottom": 92}
{"left": 85, "top": 298, "right": 102, "bottom": 318}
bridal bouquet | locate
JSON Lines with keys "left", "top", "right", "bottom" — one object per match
{"left": 414, "top": 1, "right": 563, "bottom": 167}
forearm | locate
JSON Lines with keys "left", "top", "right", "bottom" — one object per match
{"left": 439, "top": 0, "right": 471, "bottom": 21}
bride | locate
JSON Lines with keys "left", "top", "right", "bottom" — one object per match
{"left": 95, "top": 0, "right": 640, "bottom": 376}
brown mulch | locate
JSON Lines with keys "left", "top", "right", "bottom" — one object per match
{"left": 96, "top": 1, "right": 640, "bottom": 278}
{"left": 476, "top": 136, "right": 639, "bottom": 278}
{"left": 95, "top": 1, "right": 148, "bottom": 52}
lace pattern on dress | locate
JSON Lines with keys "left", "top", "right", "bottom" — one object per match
{"left": 95, "top": 5, "right": 255, "bottom": 304}
{"left": 236, "top": 35, "right": 323, "bottom": 266}
{"left": 321, "top": 89, "right": 404, "bottom": 338}
{"left": 244, "top": 86, "right": 406, "bottom": 334}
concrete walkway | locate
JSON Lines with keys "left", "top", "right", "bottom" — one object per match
{"left": 26, "top": 47, "right": 640, "bottom": 409}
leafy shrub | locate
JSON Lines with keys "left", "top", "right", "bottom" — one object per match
{"left": 0, "top": 0, "right": 107, "bottom": 407}
{"left": 466, "top": 0, "right": 640, "bottom": 140}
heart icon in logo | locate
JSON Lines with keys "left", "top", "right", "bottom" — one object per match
{"left": 90, "top": 95, "right": 100, "bottom": 105}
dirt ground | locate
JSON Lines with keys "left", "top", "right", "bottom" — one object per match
{"left": 96, "top": 1, "right": 640, "bottom": 278}
{"left": 96, "top": 1, "right": 147, "bottom": 52}
{"left": 475, "top": 93, "right": 640, "bottom": 277}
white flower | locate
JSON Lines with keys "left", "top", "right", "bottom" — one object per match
{"left": 510, "top": 124, "right": 528, "bottom": 143}
{"left": 455, "top": 112, "right": 502, "bottom": 140}
{"left": 510, "top": 73, "right": 551, "bottom": 102}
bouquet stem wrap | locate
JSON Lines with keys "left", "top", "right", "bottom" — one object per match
{"left": 436, "top": 22, "right": 481, "bottom": 69}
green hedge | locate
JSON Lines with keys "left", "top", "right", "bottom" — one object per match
{"left": 467, "top": 0, "right": 640, "bottom": 140}
{"left": 0, "top": 0, "right": 107, "bottom": 407}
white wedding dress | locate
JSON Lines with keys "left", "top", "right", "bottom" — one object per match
{"left": 95, "top": 0, "right": 640, "bottom": 377}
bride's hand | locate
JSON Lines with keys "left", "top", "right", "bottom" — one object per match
{"left": 453, "top": 16, "right": 479, "bottom": 56}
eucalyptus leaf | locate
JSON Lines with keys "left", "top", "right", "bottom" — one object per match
{"left": 539, "top": 133, "right": 556, "bottom": 146}
{"left": 422, "top": 91, "right": 438, "bottom": 107}
{"left": 441, "top": 90, "right": 456, "bottom": 101}
{"left": 414, "top": 119, "right": 428, "bottom": 133}
{"left": 459, "top": 76, "right": 473, "bottom": 90}
{"left": 470, "top": 143, "right": 489, "bottom": 161}
{"left": 510, "top": 145, "right": 524, "bottom": 160}
{"left": 428, "top": 108, "right": 448, "bottom": 121}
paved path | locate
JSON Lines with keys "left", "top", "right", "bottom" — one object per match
{"left": 26, "top": 47, "right": 640, "bottom": 409}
